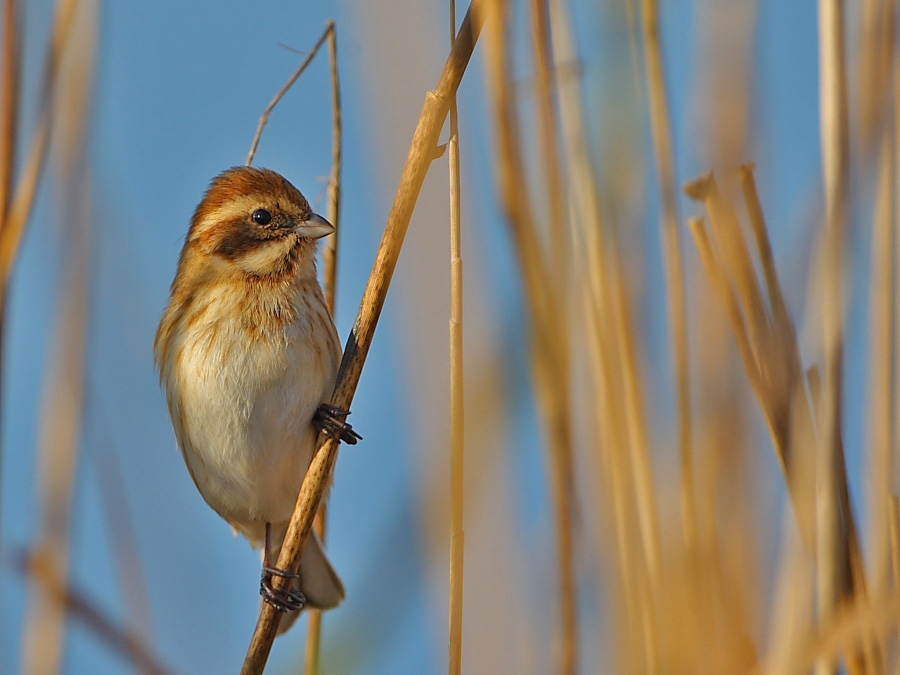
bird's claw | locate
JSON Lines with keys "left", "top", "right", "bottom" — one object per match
{"left": 314, "top": 403, "right": 362, "bottom": 445}
{"left": 260, "top": 566, "right": 306, "bottom": 612}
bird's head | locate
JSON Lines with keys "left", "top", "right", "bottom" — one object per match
{"left": 185, "top": 166, "right": 333, "bottom": 279}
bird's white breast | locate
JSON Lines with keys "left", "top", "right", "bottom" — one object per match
{"left": 163, "top": 281, "right": 339, "bottom": 542}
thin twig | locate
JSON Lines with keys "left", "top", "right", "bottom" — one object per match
{"left": 239, "top": 4, "right": 486, "bottom": 672}
{"left": 304, "top": 20, "right": 342, "bottom": 675}
{"left": 246, "top": 23, "right": 333, "bottom": 167}
{"left": 447, "top": 3, "right": 466, "bottom": 675}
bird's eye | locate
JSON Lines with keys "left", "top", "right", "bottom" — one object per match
{"left": 252, "top": 209, "right": 273, "bottom": 225}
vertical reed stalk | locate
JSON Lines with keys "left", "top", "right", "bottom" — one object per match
{"left": 305, "top": 21, "right": 342, "bottom": 675}
{"left": 0, "top": 0, "right": 20, "bottom": 567}
{"left": 0, "top": 0, "right": 18, "bottom": 224}
{"left": 816, "top": 1, "right": 851, "bottom": 672}
{"left": 447, "top": 2, "right": 466, "bottom": 674}
{"left": 867, "top": 105, "right": 895, "bottom": 599}
{"left": 22, "top": 236, "right": 90, "bottom": 673}
{"left": 0, "top": 0, "right": 81, "bottom": 294}
{"left": 639, "top": 0, "right": 695, "bottom": 545}
{"left": 19, "top": 0, "right": 95, "bottom": 670}
{"left": 485, "top": 1, "right": 578, "bottom": 670}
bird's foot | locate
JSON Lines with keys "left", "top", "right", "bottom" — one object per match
{"left": 260, "top": 566, "right": 306, "bottom": 612}
{"left": 314, "top": 403, "right": 362, "bottom": 445}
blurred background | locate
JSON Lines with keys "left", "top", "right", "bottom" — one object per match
{"left": 1, "top": 0, "right": 895, "bottom": 673}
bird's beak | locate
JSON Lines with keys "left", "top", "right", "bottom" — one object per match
{"left": 298, "top": 212, "right": 335, "bottom": 239}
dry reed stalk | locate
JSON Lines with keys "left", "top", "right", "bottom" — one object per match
{"left": 0, "top": 0, "right": 81, "bottom": 296}
{"left": 304, "top": 23, "right": 343, "bottom": 675}
{"left": 894, "top": 47, "right": 900, "bottom": 634}
{"left": 578, "top": 237, "right": 659, "bottom": 670}
{"left": 549, "top": 0, "right": 664, "bottom": 666}
{"left": 700, "top": 1, "right": 756, "bottom": 169}
{"left": 22, "top": 248, "right": 88, "bottom": 674}
{"left": 0, "top": 0, "right": 19, "bottom": 566}
{"left": 863, "top": 84, "right": 895, "bottom": 663}
{"left": 816, "top": 1, "right": 853, "bottom": 672}
{"left": 18, "top": 549, "right": 175, "bottom": 675}
{"left": 0, "top": 0, "right": 19, "bottom": 224}
{"left": 20, "top": 0, "right": 97, "bottom": 671}
{"left": 609, "top": 240, "right": 670, "bottom": 671}
{"left": 686, "top": 173, "right": 814, "bottom": 518}
{"left": 638, "top": 0, "right": 695, "bottom": 545}
{"left": 859, "top": 0, "right": 894, "bottom": 155}
{"left": 529, "top": 0, "right": 567, "bottom": 301}
{"left": 687, "top": 165, "right": 876, "bottom": 671}
{"left": 527, "top": 8, "right": 578, "bottom": 634}
{"left": 323, "top": 25, "right": 342, "bottom": 315}
{"left": 771, "top": 589, "right": 900, "bottom": 675}
{"left": 447, "top": 2, "right": 466, "bottom": 674}
{"left": 692, "top": 282, "right": 761, "bottom": 673}
{"left": 890, "top": 497, "right": 900, "bottom": 597}
{"left": 245, "top": 22, "right": 334, "bottom": 167}
{"left": 240, "top": 4, "right": 486, "bottom": 672}
{"left": 484, "top": 0, "right": 579, "bottom": 671}
{"left": 894, "top": 50, "right": 900, "bottom": 656}
{"left": 687, "top": 217, "right": 759, "bottom": 398}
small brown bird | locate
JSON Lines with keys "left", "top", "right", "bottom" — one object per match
{"left": 154, "top": 166, "right": 359, "bottom": 633}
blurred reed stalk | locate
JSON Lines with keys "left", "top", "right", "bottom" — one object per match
{"left": 19, "top": 0, "right": 97, "bottom": 672}
{"left": 865, "top": 8, "right": 897, "bottom": 603}
{"left": 447, "top": 3, "right": 466, "bottom": 674}
{"left": 0, "top": 0, "right": 18, "bottom": 244}
{"left": 815, "top": 2, "right": 853, "bottom": 673}
{"left": 496, "top": 0, "right": 900, "bottom": 671}
{"left": 3, "top": 0, "right": 166, "bottom": 672}
{"left": 240, "top": 4, "right": 486, "bottom": 672}
{"left": 0, "top": 0, "right": 19, "bottom": 564}
{"left": 487, "top": 0, "right": 581, "bottom": 670}
{"left": 638, "top": 0, "right": 695, "bottom": 545}
{"left": 0, "top": 0, "right": 81, "bottom": 292}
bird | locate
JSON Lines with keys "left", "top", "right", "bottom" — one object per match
{"left": 154, "top": 166, "right": 359, "bottom": 634}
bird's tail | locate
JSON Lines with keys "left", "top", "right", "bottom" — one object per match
{"left": 267, "top": 523, "right": 345, "bottom": 635}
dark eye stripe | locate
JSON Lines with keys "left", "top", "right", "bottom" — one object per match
{"left": 213, "top": 218, "right": 268, "bottom": 259}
